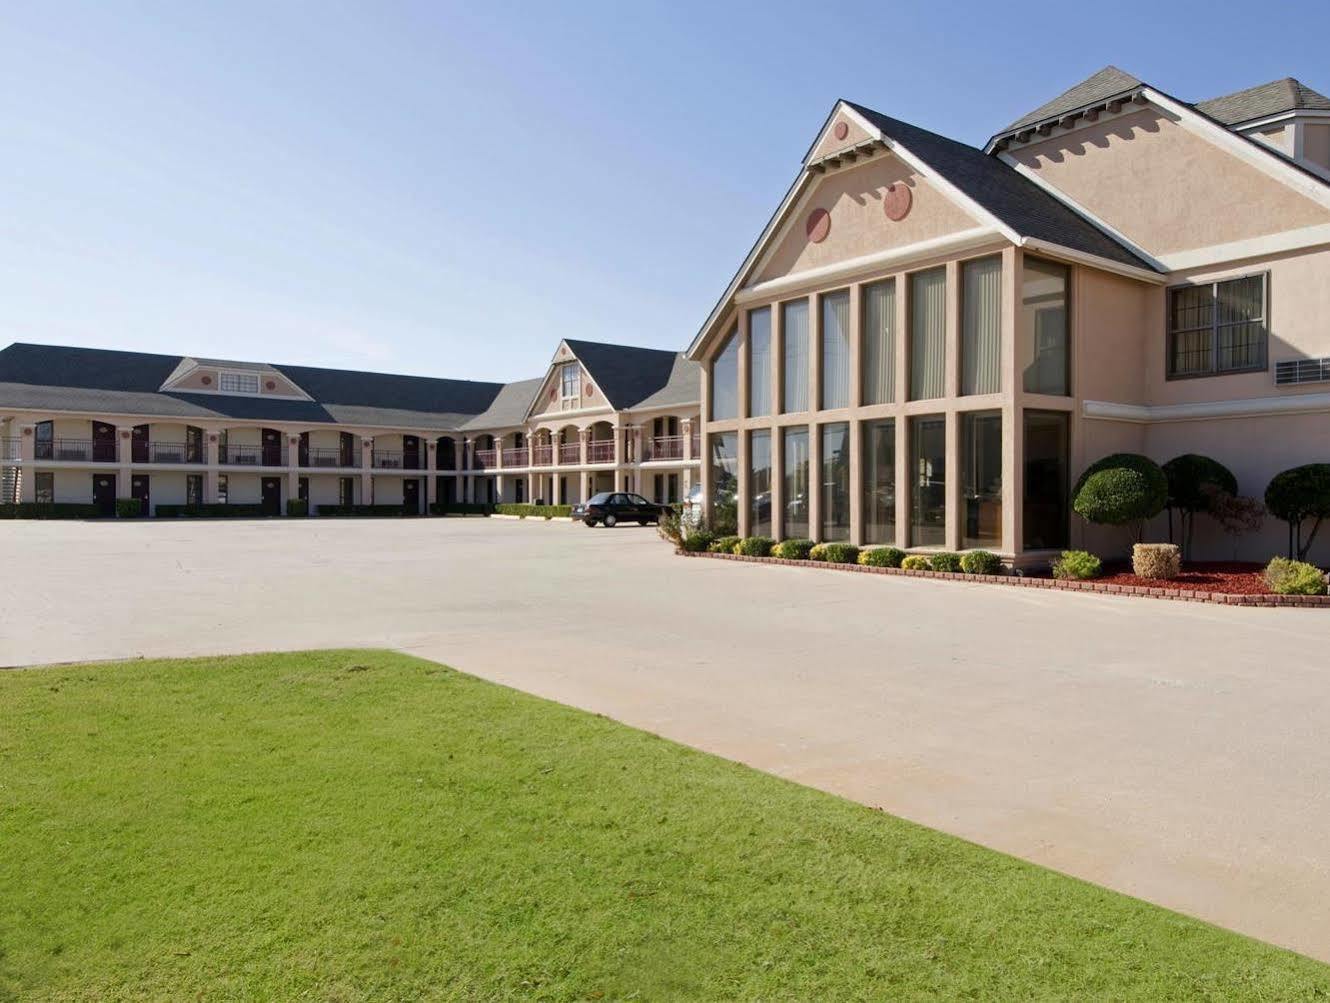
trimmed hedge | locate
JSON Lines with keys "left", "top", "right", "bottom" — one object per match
{"left": 959, "top": 550, "right": 1003, "bottom": 575}
{"left": 317, "top": 504, "right": 411, "bottom": 517}
{"left": 734, "top": 536, "right": 774, "bottom": 557}
{"left": 858, "top": 547, "right": 905, "bottom": 568}
{"left": 680, "top": 530, "right": 716, "bottom": 553}
{"left": 115, "top": 499, "right": 143, "bottom": 518}
{"left": 1051, "top": 550, "right": 1101, "bottom": 580}
{"left": 156, "top": 504, "right": 267, "bottom": 518}
{"left": 0, "top": 502, "right": 103, "bottom": 519}
{"left": 709, "top": 535, "right": 743, "bottom": 555}
{"left": 929, "top": 552, "right": 963, "bottom": 573}
{"left": 286, "top": 499, "right": 309, "bottom": 517}
{"left": 900, "top": 555, "right": 931, "bottom": 571}
{"left": 771, "top": 538, "right": 814, "bottom": 561}
{"left": 1073, "top": 453, "right": 1168, "bottom": 536}
{"left": 1132, "top": 543, "right": 1180, "bottom": 580}
{"left": 493, "top": 503, "right": 573, "bottom": 519}
{"left": 811, "top": 543, "right": 859, "bottom": 564}
{"left": 430, "top": 503, "right": 494, "bottom": 516}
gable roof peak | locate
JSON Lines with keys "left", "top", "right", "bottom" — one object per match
{"left": 1004, "top": 65, "right": 1145, "bottom": 132}
{"left": 1195, "top": 76, "right": 1330, "bottom": 125}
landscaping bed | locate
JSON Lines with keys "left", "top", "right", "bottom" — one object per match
{"left": 4, "top": 650, "right": 1327, "bottom": 998}
{"left": 1085, "top": 561, "right": 1271, "bottom": 595}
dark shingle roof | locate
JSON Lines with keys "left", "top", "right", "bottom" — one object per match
{"left": 0, "top": 343, "right": 504, "bottom": 430}
{"left": 844, "top": 102, "right": 1156, "bottom": 272}
{"left": 462, "top": 378, "right": 543, "bottom": 429}
{"left": 562, "top": 340, "right": 700, "bottom": 410}
{"left": 1005, "top": 66, "right": 1143, "bottom": 131}
{"left": 1195, "top": 78, "right": 1330, "bottom": 125}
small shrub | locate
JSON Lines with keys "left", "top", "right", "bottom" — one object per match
{"left": 1052, "top": 550, "right": 1101, "bottom": 580}
{"left": 858, "top": 547, "right": 905, "bottom": 568}
{"left": 960, "top": 550, "right": 1003, "bottom": 575}
{"left": 493, "top": 503, "right": 573, "bottom": 519}
{"left": 772, "top": 538, "right": 814, "bottom": 560}
{"left": 658, "top": 507, "right": 683, "bottom": 544}
{"left": 708, "top": 535, "right": 742, "bottom": 555}
{"left": 115, "top": 498, "right": 142, "bottom": 519}
{"left": 680, "top": 530, "right": 716, "bottom": 553}
{"left": 285, "top": 499, "right": 309, "bottom": 517}
{"left": 734, "top": 536, "right": 774, "bottom": 557}
{"left": 929, "top": 552, "right": 962, "bottom": 573}
{"left": 901, "top": 555, "right": 931, "bottom": 571}
{"left": 808, "top": 544, "right": 828, "bottom": 562}
{"left": 1264, "top": 557, "right": 1328, "bottom": 596}
{"left": 1131, "top": 543, "right": 1181, "bottom": 580}
{"left": 818, "top": 543, "right": 859, "bottom": 565}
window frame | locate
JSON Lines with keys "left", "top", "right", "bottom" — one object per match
{"left": 559, "top": 362, "right": 581, "bottom": 408}
{"left": 34, "top": 471, "right": 54, "bottom": 504}
{"left": 1165, "top": 272, "right": 1269, "bottom": 381}
{"left": 218, "top": 371, "right": 261, "bottom": 395}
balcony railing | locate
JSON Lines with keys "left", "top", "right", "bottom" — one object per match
{"left": 531, "top": 444, "right": 553, "bottom": 466}
{"left": 220, "top": 444, "right": 286, "bottom": 466}
{"left": 134, "top": 441, "right": 204, "bottom": 464}
{"left": 645, "top": 435, "right": 683, "bottom": 461}
{"left": 558, "top": 442, "right": 580, "bottom": 464}
{"left": 36, "top": 438, "right": 118, "bottom": 463}
{"left": 302, "top": 447, "right": 360, "bottom": 469}
{"left": 371, "top": 449, "right": 405, "bottom": 469}
{"left": 1, "top": 438, "right": 21, "bottom": 461}
{"left": 501, "top": 447, "right": 529, "bottom": 467}
{"left": 472, "top": 449, "right": 496, "bottom": 470}
{"left": 587, "top": 439, "right": 615, "bottom": 464}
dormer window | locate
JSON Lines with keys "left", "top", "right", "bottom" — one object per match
{"left": 559, "top": 363, "right": 580, "bottom": 409}
{"left": 219, "top": 371, "right": 260, "bottom": 394}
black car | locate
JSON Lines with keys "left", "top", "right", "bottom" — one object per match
{"left": 572, "top": 491, "right": 672, "bottom": 527}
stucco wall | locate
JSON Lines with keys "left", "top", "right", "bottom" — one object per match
{"left": 1010, "top": 109, "right": 1330, "bottom": 253}
{"left": 807, "top": 113, "right": 872, "bottom": 162}
{"left": 1305, "top": 124, "right": 1330, "bottom": 172}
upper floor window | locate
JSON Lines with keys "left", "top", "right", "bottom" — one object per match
{"left": 909, "top": 267, "right": 947, "bottom": 401}
{"left": 1168, "top": 274, "right": 1267, "bottom": 379}
{"left": 1022, "top": 257, "right": 1069, "bottom": 395}
{"left": 781, "top": 299, "right": 809, "bottom": 413}
{"left": 219, "top": 371, "right": 260, "bottom": 394}
{"left": 748, "top": 307, "right": 771, "bottom": 417}
{"left": 559, "top": 363, "right": 581, "bottom": 408}
{"left": 821, "top": 290, "right": 851, "bottom": 410}
{"left": 710, "top": 327, "right": 739, "bottom": 421}
{"left": 961, "top": 256, "right": 1002, "bottom": 395}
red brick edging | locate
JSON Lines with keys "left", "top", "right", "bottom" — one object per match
{"left": 677, "top": 550, "right": 1330, "bottom": 608}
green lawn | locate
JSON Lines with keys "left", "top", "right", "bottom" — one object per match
{"left": 1, "top": 651, "right": 1325, "bottom": 1000}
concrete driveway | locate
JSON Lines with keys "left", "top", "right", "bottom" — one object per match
{"left": 2, "top": 516, "right": 1328, "bottom": 960}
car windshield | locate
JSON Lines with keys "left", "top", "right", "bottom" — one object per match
{"left": 587, "top": 492, "right": 613, "bottom": 505}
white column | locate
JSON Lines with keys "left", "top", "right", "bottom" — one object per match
{"left": 360, "top": 436, "right": 373, "bottom": 506}
{"left": 19, "top": 424, "right": 35, "bottom": 502}
{"left": 205, "top": 430, "right": 220, "bottom": 504}
{"left": 285, "top": 432, "right": 300, "bottom": 513}
{"left": 116, "top": 425, "right": 132, "bottom": 503}
{"left": 426, "top": 439, "right": 437, "bottom": 511}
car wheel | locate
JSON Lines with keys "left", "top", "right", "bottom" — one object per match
{"left": 584, "top": 518, "right": 597, "bottom": 527}
{"left": 604, "top": 513, "right": 617, "bottom": 528}
{"left": 637, "top": 518, "right": 649, "bottom": 526}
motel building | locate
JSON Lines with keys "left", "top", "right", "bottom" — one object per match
{"left": 0, "top": 339, "right": 700, "bottom": 515}
{"left": 688, "top": 68, "right": 1330, "bottom": 566}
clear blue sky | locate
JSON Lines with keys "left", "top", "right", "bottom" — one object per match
{"left": 3, "top": 1, "right": 1328, "bottom": 383}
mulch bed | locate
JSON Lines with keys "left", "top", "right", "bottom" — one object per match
{"left": 1060, "top": 561, "right": 1271, "bottom": 595}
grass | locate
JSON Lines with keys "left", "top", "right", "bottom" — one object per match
{"left": 1, "top": 651, "right": 1326, "bottom": 1000}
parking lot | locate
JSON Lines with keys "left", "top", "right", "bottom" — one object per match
{"left": 3, "top": 515, "right": 1329, "bottom": 959}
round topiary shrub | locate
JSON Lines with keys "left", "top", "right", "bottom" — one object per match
{"left": 959, "top": 550, "right": 1003, "bottom": 575}
{"left": 1163, "top": 454, "right": 1238, "bottom": 557}
{"left": 858, "top": 547, "right": 906, "bottom": 568}
{"left": 900, "top": 555, "right": 931, "bottom": 571}
{"left": 1264, "top": 556, "right": 1328, "bottom": 595}
{"left": 734, "top": 536, "right": 774, "bottom": 557}
{"left": 1073, "top": 453, "right": 1168, "bottom": 541}
{"left": 1265, "top": 464, "right": 1330, "bottom": 560}
{"left": 928, "top": 552, "right": 962, "bottom": 573}
{"left": 772, "top": 538, "right": 814, "bottom": 560}
{"left": 1051, "top": 549, "right": 1101, "bottom": 580}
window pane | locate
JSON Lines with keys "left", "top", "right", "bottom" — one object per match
{"left": 708, "top": 431, "right": 738, "bottom": 534}
{"left": 1168, "top": 285, "right": 1214, "bottom": 377}
{"left": 961, "top": 411, "right": 1002, "bottom": 550}
{"left": 862, "top": 419, "right": 895, "bottom": 545}
{"left": 1216, "top": 275, "right": 1265, "bottom": 372}
{"left": 748, "top": 307, "right": 772, "bottom": 417}
{"left": 962, "top": 256, "right": 1002, "bottom": 395}
{"left": 909, "top": 415, "right": 946, "bottom": 546}
{"left": 782, "top": 426, "right": 809, "bottom": 539}
{"left": 1023, "top": 410, "right": 1069, "bottom": 550}
{"left": 1021, "top": 257, "right": 1069, "bottom": 395}
{"left": 861, "top": 280, "right": 895, "bottom": 405}
{"left": 782, "top": 299, "right": 809, "bottom": 413}
{"left": 749, "top": 430, "right": 772, "bottom": 537}
{"left": 820, "top": 423, "right": 850, "bottom": 541}
{"left": 821, "top": 290, "right": 851, "bottom": 410}
{"left": 710, "top": 328, "right": 739, "bottom": 421}
{"left": 909, "top": 268, "right": 947, "bottom": 400}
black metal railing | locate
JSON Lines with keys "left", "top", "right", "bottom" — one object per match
{"left": 134, "top": 441, "right": 204, "bottom": 464}
{"left": 302, "top": 446, "right": 360, "bottom": 469}
{"left": 36, "top": 438, "right": 118, "bottom": 462}
{"left": 219, "top": 444, "right": 286, "bottom": 466}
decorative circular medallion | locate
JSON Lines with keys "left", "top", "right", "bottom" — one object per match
{"left": 22, "top": 427, "right": 31, "bottom": 436}
{"left": 201, "top": 375, "right": 212, "bottom": 386}
{"left": 833, "top": 121, "right": 849, "bottom": 141}
{"left": 883, "top": 183, "right": 912, "bottom": 221}
{"left": 265, "top": 380, "right": 276, "bottom": 391}
{"left": 549, "top": 388, "right": 557, "bottom": 401}
{"left": 208, "top": 433, "right": 218, "bottom": 442}
{"left": 119, "top": 429, "right": 130, "bottom": 439}
{"left": 805, "top": 208, "right": 831, "bottom": 244}
{"left": 586, "top": 385, "right": 594, "bottom": 397}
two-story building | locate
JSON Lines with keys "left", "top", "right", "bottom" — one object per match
{"left": 687, "top": 68, "right": 1330, "bottom": 565}
{"left": 0, "top": 339, "right": 700, "bottom": 515}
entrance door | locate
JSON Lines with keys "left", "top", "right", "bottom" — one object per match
{"left": 403, "top": 435, "right": 420, "bottom": 470}
{"left": 92, "top": 422, "right": 117, "bottom": 463}
{"left": 403, "top": 478, "right": 420, "bottom": 515}
{"left": 132, "top": 424, "right": 150, "bottom": 463}
{"left": 131, "top": 475, "right": 150, "bottom": 516}
{"left": 261, "top": 477, "right": 281, "bottom": 515}
{"left": 92, "top": 474, "right": 116, "bottom": 516}
{"left": 261, "top": 428, "right": 282, "bottom": 467}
